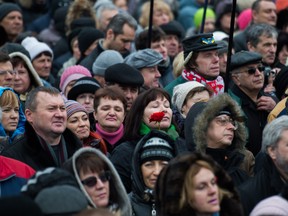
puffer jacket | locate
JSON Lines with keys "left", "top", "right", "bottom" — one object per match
{"left": 185, "top": 93, "right": 254, "bottom": 185}
{"left": 130, "top": 130, "right": 178, "bottom": 216}
{"left": 63, "top": 148, "right": 131, "bottom": 216}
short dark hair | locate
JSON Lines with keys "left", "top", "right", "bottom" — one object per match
{"left": 106, "top": 13, "right": 137, "bottom": 36}
{"left": 252, "top": 0, "right": 275, "bottom": 12}
{"left": 33, "top": 51, "right": 53, "bottom": 60}
{"left": 0, "top": 51, "right": 11, "bottom": 64}
{"left": 135, "top": 26, "right": 166, "bottom": 50}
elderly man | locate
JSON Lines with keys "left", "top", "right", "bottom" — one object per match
{"left": 238, "top": 116, "right": 288, "bottom": 215}
{"left": 0, "top": 3, "right": 23, "bottom": 43}
{"left": 229, "top": 51, "right": 277, "bottom": 156}
{"left": 105, "top": 63, "right": 144, "bottom": 111}
{"left": 124, "top": 48, "right": 163, "bottom": 90}
{"left": 165, "top": 33, "right": 224, "bottom": 96}
{"left": 0, "top": 52, "right": 14, "bottom": 88}
{"left": 2, "top": 86, "right": 82, "bottom": 170}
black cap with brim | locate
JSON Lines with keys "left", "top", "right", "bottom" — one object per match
{"left": 230, "top": 51, "right": 262, "bottom": 71}
{"left": 67, "top": 77, "right": 101, "bottom": 100}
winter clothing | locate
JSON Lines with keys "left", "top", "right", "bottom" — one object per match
{"left": 230, "top": 51, "right": 262, "bottom": 71}
{"left": 65, "top": 100, "right": 88, "bottom": 119}
{"left": 185, "top": 93, "right": 254, "bottom": 185}
{"left": 2, "top": 122, "right": 82, "bottom": 170}
{"left": 238, "top": 154, "right": 286, "bottom": 215}
{"left": 0, "top": 155, "right": 35, "bottom": 197}
{"left": 194, "top": 7, "right": 215, "bottom": 29}
{"left": 78, "top": 28, "right": 104, "bottom": 57}
{"left": 0, "top": 3, "right": 21, "bottom": 21}
{"left": 267, "top": 97, "right": 288, "bottom": 123}
{"left": 83, "top": 131, "right": 108, "bottom": 155}
{"left": 63, "top": 148, "right": 132, "bottom": 216}
{"left": 0, "top": 42, "right": 31, "bottom": 59}
{"left": 130, "top": 130, "right": 177, "bottom": 216}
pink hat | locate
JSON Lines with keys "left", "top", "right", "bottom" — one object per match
{"left": 237, "top": 8, "right": 252, "bottom": 30}
{"left": 59, "top": 65, "right": 92, "bottom": 92}
{"left": 276, "top": 0, "right": 288, "bottom": 13}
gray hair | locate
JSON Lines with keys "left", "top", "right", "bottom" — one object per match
{"left": 262, "top": 116, "right": 288, "bottom": 153}
{"left": 106, "top": 12, "right": 137, "bottom": 35}
{"left": 95, "top": 3, "right": 118, "bottom": 21}
{"left": 246, "top": 23, "right": 278, "bottom": 48}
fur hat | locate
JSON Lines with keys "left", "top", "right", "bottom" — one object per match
{"left": 172, "top": 81, "right": 206, "bottom": 113}
{"left": 21, "top": 36, "right": 53, "bottom": 61}
{"left": 65, "top": 100, "right": 88, "bottom": 119}
{"left": 92, "top": 50, "right": 124, "bottom": 76}
{"left": 250, "top": 196, "right": 288, "bottom": 216}
{"left": 59, "top": 65, "right": 92, "bottom": 92}
{"left": 0, "top": 3, "right": 21, "bottom": 21}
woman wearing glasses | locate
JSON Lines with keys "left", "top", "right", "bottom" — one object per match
{"left": 63, "top": 148, "right": 131, "bottom": 215}
{"left": 184, "top": 93, "right": 255, "bottom": 185}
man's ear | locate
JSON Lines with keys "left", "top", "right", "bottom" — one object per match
{"left": 93, "top": 111, "right": 97, "bottom": 121}
{"left": 267, "top": 146, "right": 276, "bottom": 160}
{"left": 106, "top": 29, "right": 114, "bottom": 40}
{"left": 247, "top": 42, "right": 255, "bottom": 52}
{"left": 231, "top": 73, "right": 241, "bottom": 86}
{"left": 25, "top": 109, "right": 33, "bottom": 123}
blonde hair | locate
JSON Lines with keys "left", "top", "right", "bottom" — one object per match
{"left": 172, "top": 51, "right": 184, "bottom": 78}
{"left": 0, "top": 90, "right": 19, "bottom": 108}
{"left": 139, "top": 0, "right": 174, "bottom": 28}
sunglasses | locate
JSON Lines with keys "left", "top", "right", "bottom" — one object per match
{"left": 244, "top": 66, "right": 265, "bottom": 75}
{"left": 81, "top": 171, "right": 111, "bottom": 187}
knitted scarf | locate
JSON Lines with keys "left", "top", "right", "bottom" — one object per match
{"left": 96, "top": 123, "right": 124, "bottom": 145}
{"left": 139, "top": 122, "right": 179, "bottom": 141}
{"left": 182, "top": 69, "right": 225, "bottom": 96}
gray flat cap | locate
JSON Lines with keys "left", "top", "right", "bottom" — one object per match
{"left": 124, "top": 48, "right": 163, "bottom": 69}
{"left": 231, "top": 51, "right": 262, "bottom": 71}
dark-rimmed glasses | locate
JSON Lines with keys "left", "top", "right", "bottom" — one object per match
{"left": 243, "top": 66, "right": 265, "bottom": 75}
{"left": 214, "top": 116, "right": 238, "bottom": 129}
{"left": 81, "top": 171, "right": 111, "bottom": 188}
{"left": 0, "top": 70, "right": 16, "bottom": 76}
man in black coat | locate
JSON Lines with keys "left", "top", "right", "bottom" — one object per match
{"left": 238, "top": 116, "right": 288, "bottom": 215}
{"left": 2, "top": 86, "right": 82, "bottom": 170}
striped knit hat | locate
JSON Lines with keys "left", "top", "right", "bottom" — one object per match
{"left": 65, "top": 100, "right": 88, "bottom": 119}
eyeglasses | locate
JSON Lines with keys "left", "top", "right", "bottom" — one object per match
{"left": 243, "top": 66, "right": 265, "bottom": 75}
{"left": 81, "top": 171, "right": 111, "bottom": 188}
{"left": 0, "top": 70, "right": 16, "bottom": 76}
{"left": 214, "top": 116, "right": 238, "bottom": 129}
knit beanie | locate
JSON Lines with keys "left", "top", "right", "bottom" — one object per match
{"left": 237, "top": 8, "right": 252, "bottom": 30}
{"left": 78, "top": 28, "right": 104, "bottom": 55}
{"left": 194, "top": 7, "right": 216, "bottom": 29}
{"left": 0, "top": 42, "right": 31, "bottom": 60}
{"left": 0, "top": 3, "right": 21, "bottom": 21}
{"left": 59, "top": 65, "right": 92, "bottom": 92}
{"left": 250, "top": 196, "right": 288, "bottom": 216}
{"left": 172, "top": 81, "right": 205, "bottom": 113}
{"left": 140, "top": 137, "right": 174, "bottom": 165}
{"left": 92, "top": 50, "right": 124, "bottom": 76}
{"left": 65, "top": 100, "right": 88, "bottom": 119}
{"left": 21, "top": 36, "right": 53, "bottom": 61}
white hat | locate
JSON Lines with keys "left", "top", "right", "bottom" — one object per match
{"left": 21, "top": 36, "right": 53, "bottom": 61}
{"left": 213, "top": 31, "right": 229, "bottom": 41}
{"left": 250, "top": 196, "right": 288, "bottom": 216}
{"left": 172, "top": 81, "right": 205, "bottom": 114}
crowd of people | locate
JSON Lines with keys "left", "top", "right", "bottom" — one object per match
{"left": 0, "top": 0, "right": 288, "bottom": 215}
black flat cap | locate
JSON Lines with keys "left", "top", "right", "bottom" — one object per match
{"left": 105, "top": 63, "right": 144, "bottom": 87}
{"left": 67, "top": 77, "right": 101, "bottom": 100}
{"left": 160, "top": 21, "right": 185, "bottom": 40}
{"left": 230, "top": 51, "right": 262, "bottom": 71}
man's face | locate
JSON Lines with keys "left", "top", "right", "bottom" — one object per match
{"left": 248, "top": 34, "right": 277, "bottom": 66}
{"left": 25, "top": 92, "right": 67, "bottom": 139}
{"left": 140, "top": 66, "right": 161, "bottom": 88}
{"left": 268, "top": 130, "right": 288, "bottom": 176}
{"left": 0, "top": 61, "right": 14, "bottom": 88}
{"left": 151, "top": 39, "right": 168, "bottom": 61}
{"left": 165, "top": 35, "right": 180, "bottom": 58}
{"left": 0, "top": 11, "right": 23, "bottom": 40}
{"left": 231, "top": 62, "right": 264, "bottom": 94}
{"left": 253, "top": 1, "right": 277, "bottom": 26}
{"left": 106, "top": 24, "right": 135, "bottom": 54}
{"left": 32, "top": 53, "right": 52, "bottom": 79}
{"left": 219, "top": 52, "right": 228, "bottom": 73}
{"left": 113, "top": 83, "right": 139, "bottom": 111}
{"left": 98, "top": 9, "right": 118, "bottom": 32}
{"left": 193, "top": 50, "right": 220, "bottom": 79}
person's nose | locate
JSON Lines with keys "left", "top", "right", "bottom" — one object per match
{"left": 155, "top": 69, "right": 161, "bottom": 78}
{"left": 10, "top": 110, "right": 18, "bottom": 119}
{"left": 153, "top": 164, "right": 162, "bottom": 176}
{"left": 208, "top": 184, "right": 218, "bottom": 195}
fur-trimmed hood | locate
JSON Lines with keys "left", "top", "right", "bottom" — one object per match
{"left": 63, "top": 148, "right": 131, "bottom": 216}
{"left": 185, "top": 93, "right": 247, "bottom": 153}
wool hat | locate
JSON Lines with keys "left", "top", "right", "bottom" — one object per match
{"left": 78, "top": 28, "right": 104, "bottom": 55}
{"left": 67, "top": 77, "right": 101, "bottom": 100}
{"left": 105, "top": 63, "right": 144, "bottom": 86}
{"left": 160, "top": 20, "right": 185, "bottom": 40}
{"left": 172, "top": 81, "right": 206, "bottom": 112}
{"left": 194, "top": 7, "right": 216, "bottom": 29}
{"left": 213, "top": 31, "right": 229, "bottom": 41}
{"left": 59, "top": 65, "right": 92, "bottom": 92}
{"left": 0, "top": 3, "right": 21, "bottom": 21}
{"left": 230, "top": 51, "right": 262, "bottom": 71}
{"left": 35, "top": 185, "right": 88, "bottom": 215}
{"left": 124, "top": 49, "right": 163, "bottom": 69}
{"left": 0, "top": 42, "right": 31, "bottom": 59}
{"left": 237, "top": 8, "right": 252, "bottom": 30}
{"left": 21, "top": 36, "right": 53, "bottom": 61}
{"left": 140, "top": 137, "right": 174, "bottom": 164}
{"left": 70, "top": 17, "right": 96, "bottom": 32}
{"left": 274, "top": 66, "right": 288, "bottom": 99}
{"left": 65, "top": 100, "right": 88, "bottom": 119}
{"left": 250, "top": 196, "right": 288, "bottom": 216}
{"left": 92, "top": 50, "right": 124, "bottom": 76}
{"left": 182, "top": 33, "right": 222, "bottom": 66}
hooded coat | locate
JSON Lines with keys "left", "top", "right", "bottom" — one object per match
{"left": 130, "top": 130, "right": 177, "bottom": 216}
{"left": 63, "top": 148, "right": 131, "bottom": 216}
{"left": 185, "top": 93, "right": 254, "bottom": 185}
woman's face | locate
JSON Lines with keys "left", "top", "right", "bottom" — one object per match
{"left": 64, "top": 80, "right": 76, "bottom": 97}
{"left": 141, "top": 160, "right": 168, "bottom": 189}
{"left": 80, "top": 170, "right": 110, "bottom": 208}
{"left": 153, "top": 9, "right": 170, "bottom": 26}
{"left": 94, "top": 97, "right": 125, "bottom": 132}
{"left": 189, "top": 167, "right": 220, "bottom": 214}
{"left": 67, "top": 111, "right": 90, "bottom": 140}
{"left": 1, "top": 104, "right": 19, "bottom": 134}
{"left": 13, "top": 63, "right": 31, "bottom": 94}
{"left": 278, "top": 45, "right": 288, "bottom": 65}
{"left": 143, "top": 96, "right": 172, "bottom": 129}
